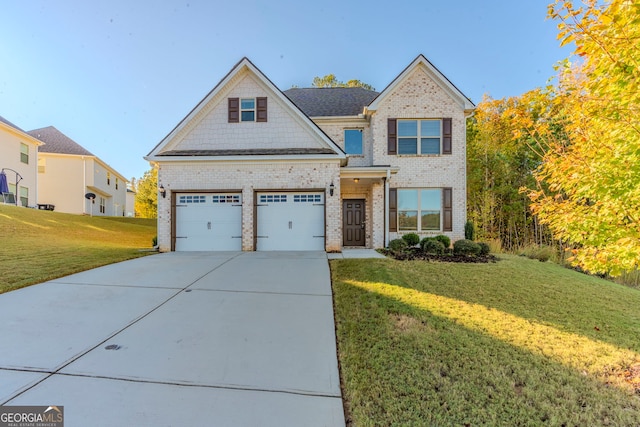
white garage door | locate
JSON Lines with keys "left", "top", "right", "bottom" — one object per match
{"left": 256, "top": 192, "right": 325, "bottom": 251}
{"left": 175, "top": 193, "right": 242, "bottom": 251}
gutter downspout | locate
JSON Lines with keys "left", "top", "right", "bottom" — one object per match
{"left": 83, "top": 157, "right": 86, "bottom": 214}
{"left": 384, "top": 168, "right": 390, "bottom": 247}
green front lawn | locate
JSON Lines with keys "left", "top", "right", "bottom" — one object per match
{"left": 0, "top": 204, "right": 156, "bottom": 293}
{"left": 331, "top": 255, "right": 640, "bottom": 426}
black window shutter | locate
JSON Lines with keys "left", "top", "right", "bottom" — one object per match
{"left": 389, "top": 188, "right": 397, "bottom": 232}
{"left": 442, "top": 118, "right": 452, "bottom": 155}
{"left": 443, "top": 187, "right": 453, "bottom": 231}
{"left": 228, "top": 98, "right": 239, "bottom": 123}
{"left": 256, "top": 97, "right": 267, "bottom": 122}
{"left": 388, "top": 118, "right": 397, "bottom": 155}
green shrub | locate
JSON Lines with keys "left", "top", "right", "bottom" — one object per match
{"left": 453, "top": 239, "right": 481, "bottom": 256}
{"left": 421, "top": 239, "right": 445, "bottom": 255}
{"left": 434, "top": 235, "right": 451, "bottom": 248}
{"left": 518, "top": 245, "right": 556, "bottom": 262}
{"left": 464, "top": 221, "right": 475, "bottom": 241}
{"left": 402, "top": 233, "right": 420, "bottom": 246}
{"left": 152, "top": 235, "right": 158, "bottom": 247}
{"left": 388, "top": 238, "right": 407, "bottom": 252}
{"left": 478, "top": 242, "right": 491, "bottom": 255}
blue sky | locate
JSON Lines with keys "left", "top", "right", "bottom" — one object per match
{"left": 0, "top": 0, "right": 570, "bottom": 182}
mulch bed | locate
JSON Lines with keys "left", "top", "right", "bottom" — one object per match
{"left": 380, "top": 247, "right": 499, "bottom": 263}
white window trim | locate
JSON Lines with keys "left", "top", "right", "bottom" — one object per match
{"left": 240, "top": 98, "right": 256, "bottom": 122}
{"left": 397, "top": 188, "right": 442, "bottom": 232}
{"left": 397, "top": 119, "right": 442, "bottom": 156}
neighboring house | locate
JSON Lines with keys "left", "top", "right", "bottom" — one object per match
{"left": 126, "top": 187, "right": 136, "bottom": 217}
{"left": 28, "top": 126, "right": 128, "bottom": 216}
{"left": 146, "top": 55, "right": 474, "bottom": 252}
{"left": 0, "top": 115, "right": 43, "bottom": 207}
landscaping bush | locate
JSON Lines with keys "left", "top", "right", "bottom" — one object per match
{"left": 478, "top": 242, "right": 491, "bottom": 255}
{"left": 464, "top": 221, "right": 475, "bottom": 241}
{"left": 152, "top": 235, "right": 158, "bottom": 247}
{"left": 453, "top": 239, "right": 481, "bottom": 256}
{"left": 421, "top": 239, "right": 445, "bottom": 255}
{"left": 388, "top": 238, "right": 407, "bottom": 252}
{"left": 520, "top": 245, "right": 555, "bottom": 262}
{"left": 434, "top": 234, "right": 451, "bottom": 248}
{"left": 401, "top": 233, "right": 420, "bottom": 247}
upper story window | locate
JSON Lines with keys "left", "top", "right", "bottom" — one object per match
{"left": 107, "top": 172, "right": 111, "bottom": 186}
{"left": 344, "top": 129, "right": 363, "bottom": 155}
{"left": 228, "top": 97, "right": 268, "bottom": 123}
{"left": 20, "top": 143, "right": 29, "bottom": 164}
{"left": 398, "top": 120, "right": 441, "bottom": 155}
{"left": 388, "top": 118, "right": 451, "bottom": 155}
{"left": 115, "top": 178, "right": 119, "bottom": 190}
{"left": 241, "top": 98, "right": 255, "bottom": 122}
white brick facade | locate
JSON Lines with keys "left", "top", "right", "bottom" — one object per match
{"left": 147, "top": 55, "right": 473, "bottom": 252}
{"left": 157, "top": 161, "right": 341, "bottom": 252}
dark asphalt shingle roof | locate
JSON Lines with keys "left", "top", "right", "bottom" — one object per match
{"left": 158, "top": 148, "right": 337, "bottom": 156}
{"left": 283, "top": 87, "right": 379, "bottom": 117}
{"left": 28, "top": 126, "right": 94, "bottom": 156}
{"left": 0, "top": 115, "right": 26, "bottom": 132}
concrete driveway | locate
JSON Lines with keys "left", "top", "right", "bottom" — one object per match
{"left": 0, "top": 251, "right": 345, "bottom": 426}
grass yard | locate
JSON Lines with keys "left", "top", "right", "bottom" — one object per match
{"left": 331, "top": 255, "right": 640, "bottom": 426}
{"left": 0, "top": 204, "right": 156, "bottom": 293}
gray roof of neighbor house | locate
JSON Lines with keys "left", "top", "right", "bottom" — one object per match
{"left": 283, "top": 87, "right": 379, "bottom": 117}
{"left": 28, "top": 126, "right": 94, "bottom": 156}
{"left": 0, "top": 115, "right": 26, "bottom": 132}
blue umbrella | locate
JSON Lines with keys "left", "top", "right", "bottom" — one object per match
{"left": 0, "top": 170, "right": 8, "bottom": 194}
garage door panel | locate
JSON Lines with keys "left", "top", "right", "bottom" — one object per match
{"left": 175, "top": 193, "right": 242, "bottom": 251}
{"left": 257, "top": 192, "right": 325, "bottom": 251}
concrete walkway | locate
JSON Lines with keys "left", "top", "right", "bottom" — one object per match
{"left": 0, "top": 252, "right": 344, "bottom": 427}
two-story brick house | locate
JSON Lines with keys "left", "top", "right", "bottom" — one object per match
{"left": 146, "top": 55, "right": 474, "bottom": 252}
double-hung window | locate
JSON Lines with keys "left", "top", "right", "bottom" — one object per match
{"left": 397, "top": 119, "right": 441, "bottom": 155}
{"left": 397, "top": 189, "right": 442, "bottom": 231}
{"left": 240, "top": 98, "right": 255, "bottom": 122}
{"left": 20, "top": 143, "right": 29, "bottom": 164}
{"left": 99, "top": 197, "right": 106, "bottom": 214}
{"left": 344, "top": 129, "right": 363, "bottom": 155}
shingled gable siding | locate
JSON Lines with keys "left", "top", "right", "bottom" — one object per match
{"left": 228, "top": 98, "right": 239, "bottom": 123}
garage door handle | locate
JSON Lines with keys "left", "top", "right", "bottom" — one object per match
{"left": 207, "top": 221, "right": 211, "bottom": 230}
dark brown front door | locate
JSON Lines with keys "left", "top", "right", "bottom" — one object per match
{"left": 343, "top": 199, "right": 365, "bottom": 246}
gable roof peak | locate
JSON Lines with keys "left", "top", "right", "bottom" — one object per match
{"left": 367, "top": 53, "right": 475, "bottom": 113}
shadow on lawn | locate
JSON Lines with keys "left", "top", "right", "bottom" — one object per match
{"left": 334, "top": 279, "right": 640, "bottom": 426}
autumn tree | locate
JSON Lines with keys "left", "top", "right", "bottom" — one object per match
{"left": 134, "top": 167, "right": 158, "bottom": 219}
{"left": 312, "top": 74, "right": 375, "bottom": 90}
{"left": 526, "top": 0, "right": 640, "bottom": 275}
{"left": 467, "top": 90, "right": 561, "bottom": 249}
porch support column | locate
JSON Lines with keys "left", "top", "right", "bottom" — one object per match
{"left": 384, "top": 168, "right": 390, "bottom": 247}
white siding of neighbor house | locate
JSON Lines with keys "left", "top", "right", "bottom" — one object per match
{"left": 0, "top": 125, "right": 40, "bottom": 207}
{"left": 38, "top": 154, "right": 127, "bottom": 216}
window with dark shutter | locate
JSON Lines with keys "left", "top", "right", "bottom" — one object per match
{"left": 388, "top": 118, "right": 397, "bottom": 155}
{"left": 228, "top": 98, "right": 239, "bottom": 123}
{"left": 389, "top": 188, "right": 397, "bottom": 232}
{"left": 443, "top": 187, "right": 452, "bottom": 231}
{"left": 442, "top": 118, "right": 452, "bottom": 155}
{"left": 256, "top": 97, "right": 267, "bottom": 122}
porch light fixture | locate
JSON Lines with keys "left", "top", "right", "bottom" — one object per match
{"left": 159, "top": 184, "right": 166, "bottom": 199}
{"left": 329, "top": 182, "right": 335, "bottom": 196}
{"left": 354, "top": 178, "right": 360, "bottom": 183}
